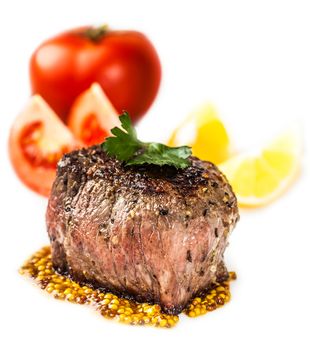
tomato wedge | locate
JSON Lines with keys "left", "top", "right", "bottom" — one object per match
{"left": 67, "top": 83, "right": 120, "bottom": 146}
{"left": 8, "top": 95, "right": 79, "bottom": 196}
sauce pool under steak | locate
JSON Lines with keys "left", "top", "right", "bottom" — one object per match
{"left": 19, "top": 246, "right": 236, "bottom": 328}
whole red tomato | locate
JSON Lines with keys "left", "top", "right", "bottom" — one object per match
{"left": 30, "top": 25, "right": 161, "bottom": 123}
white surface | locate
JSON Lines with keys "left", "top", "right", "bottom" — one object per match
{"left": 1, "top": 1, "right": 310, "bottom": 349}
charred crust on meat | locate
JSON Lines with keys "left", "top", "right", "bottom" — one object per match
{"left": 211, "top": 181, "right": 219, "bottom": 188}
{"left": 98, "top": 223, "right": 107, "bottom": 230}
{"left": 129, "top": 228, "right": 135, "bottom": 237}
{"left": 159, "top": 208, "right": 169, "bottom": 216}
{"left": 55, "top": 147, "right": 239, "bottom": 220}
{"left": 56, "top": 146, "right": 225, "bottom": 197}
{"left": 214, "top": 228, "right": 218, "bottom": 238}
{"left": 226, "top": 201, "right": 234, "bottom": 208}
{"left": 186, "top": 250, "right": 192, "bottom": 262}
{"left": 63, "top": 176, "right": 68, "bottom": 186}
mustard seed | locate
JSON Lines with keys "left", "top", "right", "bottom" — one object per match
{"left": 20, "top": 246, "right": 236, "bottom": 328}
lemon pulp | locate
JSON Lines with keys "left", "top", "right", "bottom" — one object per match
{"left": 219, "top": 128, "right": 302, "bottom": 207}
{"left": 168, "top": 104, "right": 230, "bottom": 164}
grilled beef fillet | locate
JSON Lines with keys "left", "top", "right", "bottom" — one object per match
{"left": 46, "top": 145, "right": 239, "bottom": 314}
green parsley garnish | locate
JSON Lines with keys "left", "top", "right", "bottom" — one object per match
{"left": 102, "top": 112, "right": 192, "bottom": 169}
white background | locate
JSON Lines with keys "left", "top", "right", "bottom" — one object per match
{"left": 1, "top": 1, "right": 310, "bottom": 349}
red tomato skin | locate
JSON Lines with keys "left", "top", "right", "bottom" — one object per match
{"left": 8, "top": 132, "right": 56, "bottom": 196}
{"left": 8, "top": 96, "right": 80, "bottom": 197}
{"left": 30, "top": 28, "right": 161, "bottom": 123}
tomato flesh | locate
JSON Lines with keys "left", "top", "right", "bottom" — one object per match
{"left": 80, "top": 113, "right": 108, "bottom": 146}
{"left": 20, "top": 121, "right": 71, "bottom": 169}
{"left": 67, "top": 83, "right": 120, "bottom": 147}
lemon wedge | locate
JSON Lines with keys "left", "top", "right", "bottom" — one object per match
{"left": 168, "top": 104, "right": 230, "bottom": 164}
{"left": 219, "top": 127, "right": 302, "bottom": 207}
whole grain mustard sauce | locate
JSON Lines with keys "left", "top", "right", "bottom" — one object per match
{"left": 19, "top": 246, "right": 236, "bottom": 328}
